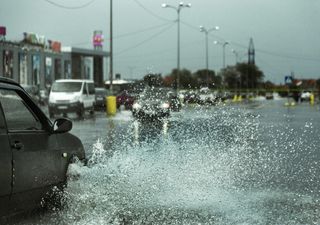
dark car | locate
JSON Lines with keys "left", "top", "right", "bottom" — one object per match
{"left": 116, "top": 90, "right": 136, "bottom": 110}
{"left": 167, "top": 91, "right": 182, "bottom": 111}
{"left": 132, "top": 87, "right": 171, "bottom": 119}
{"left": 94, "top": 87, "right": 107, "bottom": 109}
{"left": 184, "top": 91, "right": 201, "bottom": 104}
{"left": 0, "top": 77, "right": 86, "bottom": 218}
{"left": 21, "top": 84, "right": 40, "bottom": 104}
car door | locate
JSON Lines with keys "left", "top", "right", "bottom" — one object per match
{"left": 82, "top": 82, "right": 91, "bottom": 109}
{"left": 0, "top": 88, "right": 64, "bottom": 198}
{"left": 0, "top": 100, "right": 12, "bottom": 215}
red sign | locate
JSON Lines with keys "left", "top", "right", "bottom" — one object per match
{"left": 0, "top": 26, "right": 6, "bottom": 35}
{"left": 51, "top": 41, "right": 61, "bottom": 53}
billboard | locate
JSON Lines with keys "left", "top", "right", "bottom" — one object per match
{"left": 0, "top": 26, "right": 6, "bottom": 35}
{"left": 93, "top": 30, "right": 103, "bottom": 48}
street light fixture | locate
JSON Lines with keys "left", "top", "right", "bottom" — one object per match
{"left": 199, "top": 25, "right": 219, "bottom": 87}
{"left": 162, "top": 2, "right": 191, "bottom": 92}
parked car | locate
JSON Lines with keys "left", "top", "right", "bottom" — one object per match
{"left": 0, "top": 77, "right": 86, "bottom": 218}
{"left": 184, "top": 91, "right": 201, "bottom": 104}
{"left": 48, "top": 79, "right": 96, "bottom": 118}
{"left": 167, "top": 91, "right": 182, "bottom": 111}
{"left": 300, "top": 91, "right": 311, "bottom": 102}
{"left": 94, "top": 87, "right": 108, "bottom": 109}
{"left": 265, "top": 92, "right": 274, "bottom": 100}
{"left": 116, "top": 90, "right": 136, "bottom": 110}
{"left": 39, "top": 89, "right": 49, "bottom": 105}
{"left": 132, "top": 87, "right": 171, "bottom": 119}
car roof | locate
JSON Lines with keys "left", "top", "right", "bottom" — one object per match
{"left": 55, "top": 79, "right": 94, "bottom": 83}
{"left": 0, "top": 77, "right": 21, "bottom": 87}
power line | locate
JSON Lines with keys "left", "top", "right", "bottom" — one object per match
{"left": 132, "top": 0, "right": 173, "bottom": 22}
{"left": 43, "top": 0, "right": 95, "bottom": 9}
{"left": 114, "top": 22, "right": 174, "bottom": 39}
{"left": 71, "top": 22, "right": 174, "bottom": 47}
{"left": 115, "top": 23, "right": 176, "bottom": 56}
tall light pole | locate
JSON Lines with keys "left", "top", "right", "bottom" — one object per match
{"left": 109, "top": 0, "right": 113, "bottom": 93}
{"left": 199, "top": 25, "right": 219, "bottom": 87}
{"left": 162, "top": 2, "right": 191, "bottom": 92}
{"left": 214, "top": 40, "right": 229, "bottom": 69}
{"left": 231, "top": 49, "right": 239, "bottom": 64}
{"left": 231, "top": 49, "right": 241, "bottom": 92}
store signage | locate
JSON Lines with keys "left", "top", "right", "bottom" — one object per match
{"left": 23, "top": 32, "right": 46, "bottom": 46}
{"left": 0, "top": 26, "right": 6, "bottom": 35}
{"left": 93, "top": 30, "right": 103, "bottom": 47}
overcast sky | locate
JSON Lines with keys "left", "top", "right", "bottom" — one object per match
{"left": 1, "top": 0, "right": 320, "bottom": 84}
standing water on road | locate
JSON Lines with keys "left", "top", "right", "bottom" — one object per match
{"left": 15, "top": 101, "right": 320, "bottom": 225}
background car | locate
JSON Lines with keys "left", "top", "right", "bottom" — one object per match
{"left": 116, "top": 90, "right": 136, "bottom": 110}
{"left": 0, "top": 77, "right": 86, "bottom": 218}
{"left": 300, "top": 91, "right": 311, "bottom": 102}
{"left": 94, "top": 87, "right": 108, "bottom": 109}
{"left": 132, "top": 87, "right": 171, "bottom": 119}
{"left": 48, "top": 79, "right": 96, "bottom": 118}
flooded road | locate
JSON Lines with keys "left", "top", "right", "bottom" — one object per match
{"left": 14, "top": 99, "right": 320, "bottom": 225}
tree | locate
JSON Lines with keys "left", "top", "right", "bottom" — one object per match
{"left": 193, "top": 69, "right": 221, "bottom": 88}
{"left": 143, "top": 73, "right": 163, "bottom": 87}
{"left": 221, "top": 63, "right": 264, "bottom": 90}
{"left": 163, "top": 68, "right": 196, "bottom": 89}
{"left": 219, "top": 66, "right": 239, "bottom": 90}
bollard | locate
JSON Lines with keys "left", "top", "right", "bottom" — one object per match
{"left": 232, "top": 95, "right": 238, "bottom": 102}
{"left": 106, "top": 96, "right": 117, "bottom": 116}
{"left": 310, "top": 93, "right": 314, "bottom": 105}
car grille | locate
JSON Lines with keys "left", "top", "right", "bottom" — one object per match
{"left": 56, "top": 100, "right": 70, "bottom": 104}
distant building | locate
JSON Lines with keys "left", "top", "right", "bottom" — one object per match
{"left": 0, "top": 30, "right": 109, "bottom": 89}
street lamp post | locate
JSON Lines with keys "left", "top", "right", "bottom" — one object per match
{"left": 109, "top": 0, "right": 113, "bottom": 93}
{"left": 214, "top": 40, "right": 229, "bottom": 69}
{"left": 199, "top": 25, "right": 219, "bottom": 87}
{"left": 231, "top": 49, "right": 239, "bottom": 64}
{"left": 231, "top": 49, "right": 241, "bottom": 92}
{"left": 162, "top": 2, "right": 191, "bottom": 92}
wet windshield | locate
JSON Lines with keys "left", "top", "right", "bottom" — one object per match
{"left": 51, "top": 82, "right": 82, "bottom": 93}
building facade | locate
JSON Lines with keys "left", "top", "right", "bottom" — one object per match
{"left": 0, "top": 36, "right": 109, "bottom": 90}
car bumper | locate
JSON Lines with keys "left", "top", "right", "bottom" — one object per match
{"left": 49, "top": 102, "right": 81, "bottom": 114}
{"left": 133, "top": 108, "right": 170, "bottom": 119}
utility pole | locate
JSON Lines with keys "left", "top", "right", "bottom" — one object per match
{"left": 109, "top": 0, "right": 113, "bottom": 93}
{"left": 248, "top": 37, "right": 255, "bottom": 91}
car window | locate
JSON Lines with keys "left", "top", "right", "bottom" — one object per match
{"left": 88, "top": 83, "right": 95, "bottom": 95}
{"left": 0, "top": 88, "right": 42, "bottom": 131}
{"left": 51, "top": 82, "right": 82, "bottom": 92}
{"left": 83, "top": 83, "right": 88, "bottom": 94}
{"left": 0, "top": 102, "right": 5, "bottom": 130}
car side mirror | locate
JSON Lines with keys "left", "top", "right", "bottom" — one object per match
{"left": 52, "top": 118, "right": 72, "bottom": 133}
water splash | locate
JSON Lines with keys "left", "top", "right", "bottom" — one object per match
{"left": 14, "top": 105, "right": 320, "bottom": 225}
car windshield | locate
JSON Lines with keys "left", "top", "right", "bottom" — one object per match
{"left": 138, "top": 88, "right": 168, "bottom": 101}
{"left": 95, "top": 88, "right": 106, "bottom": 95}
{"left": 51, "top": 82, "right": 82, "bottom": 92}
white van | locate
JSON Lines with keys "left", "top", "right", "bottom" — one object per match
{"left": 48, "top": 79, "right": 96, "bottom": 118}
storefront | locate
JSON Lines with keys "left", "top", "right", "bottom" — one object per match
{"left": 0, "top": 31, "right": 109, "bottom": 90}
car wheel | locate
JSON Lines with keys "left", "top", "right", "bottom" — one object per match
{"left": 41, "top": 182, "right": 66, "bottom": 211}
{"left": 89, "top": 106, "right": 95, "bottom": 115}
{"left": 77, "top": 105, "right": 84, "bottom": 119}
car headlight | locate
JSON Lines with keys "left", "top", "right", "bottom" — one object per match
{"left": 71, "top": 95, "right": 80, "bottom": 103}
{"left": 132, "top": 103, "right": 141, "bottom": 109}
{"left": 161, "top": 103, "right": 170, "bottom": 109}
